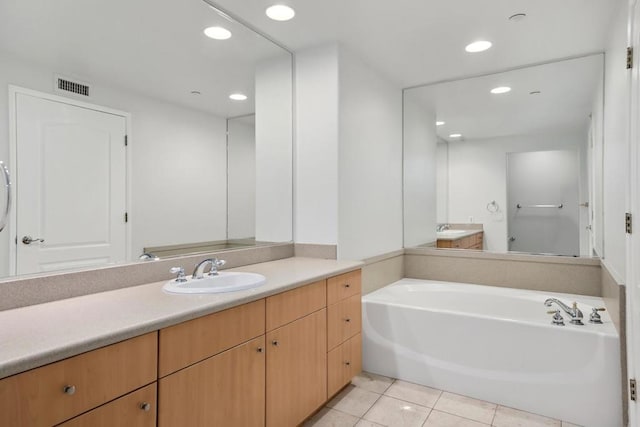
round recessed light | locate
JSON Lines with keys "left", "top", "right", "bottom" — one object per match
{"left": 266, "top": 5, "right": 295, "bottom": 21}
{"left": 436, "top": 121, "right": 445, "bottom": 126}
{"left": 190, "top": 90, "right": 201, "bottom": 95}
{"left": 229, "top": 93, "right": 248, "bottom": 101}
{"left": 204, "top": 26, "right": 232, "bottom": 40}
{"left": 465, "top": 40, "right": 492, "bottom": 53}
{"left": 491, "top": 86, "right": 512, "bottom": 94}
{"left": 509, "top": 13, "right": 527, "bottom": 22}
{"left": 449, "top": 133, "right": 462, "bottom": 138}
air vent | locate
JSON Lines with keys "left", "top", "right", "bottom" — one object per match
{"left": 55, "top": 76, "right": 90, "bottom": 97}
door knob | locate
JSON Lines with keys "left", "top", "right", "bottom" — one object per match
{"left": 22, "top": 236, "right": 44, "bottom": 245}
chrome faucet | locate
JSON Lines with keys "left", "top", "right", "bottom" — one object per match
{"left": 436, "top": 223, "right": 451, "bottom": 232}
{"left": 192, "top": 258, "right": 226, "bottom": 279}
{"left": 544, "top": 298, "right": 584, "bottom": 325}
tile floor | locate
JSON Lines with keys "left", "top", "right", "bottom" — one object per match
{"left": 304, "top": 372, "right": 582, "bottom": 427}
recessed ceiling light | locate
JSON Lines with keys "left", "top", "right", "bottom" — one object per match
{"left": 449, "top": 133, "right": 462, "bottom": 138}
{"left": 229, "top": 93, "right": 248, "bottom": 101}
{"left": 490, "top": 86, "right": 512, "bottom": 94}
{"left": 266, "top": 5, "right": 295, "bottom": 21}
{"left": 204, "top": 26, "right": 232, "bottom": 40}
{"left": 436, "top": 121, "right": 445, "bottom": 126}
{"left": 190, "top": 90, "right": 201, "bottom": 95}
{"left": 465, "top": 40, "right": 492, "bottom": 53}
{"left": 509, "top": 13, "right": 527, "bottom": 22}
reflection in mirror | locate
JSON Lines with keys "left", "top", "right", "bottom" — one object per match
{"left": 0, "top": 0, "right": 293, "bottom": 278}
{"left": 403, "top": 54, "right": 604, "bottom": 257}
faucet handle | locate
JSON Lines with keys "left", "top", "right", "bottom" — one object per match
{"left": 170, "top": 267, "right": 187, "bottom": 283}
{"left": 213, "top": 258, "right": 226, "bottom": 267}
{"left": 547, "top": 309, "right": 565, "bottom": 326}
{"left": 589, "top": 307, "right": 606, "bottom": 324}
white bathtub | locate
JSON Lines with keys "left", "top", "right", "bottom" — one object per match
{"left": 362, "top": 279, "right": 621, "bottom": 427}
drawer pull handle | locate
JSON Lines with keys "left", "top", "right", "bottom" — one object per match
{"left": 272, "top": 340, "right": 279, "bottom": 346}
{"left": 63, "top": 385, "right": 76, "bottom": 395}
{"left": 345, "top": 318, "right": 351, "bottom": 323}
{"left": 140, "top": 402, "right": 151, "bottom": 412}
{"left": 344, "top": 283, "right": 350, "bottom": 288}
{"left": 345, "top": 361, "right": 351, "bottom": 366}
{"left": 257, "top": 347, "right": 264, "bottom": 353}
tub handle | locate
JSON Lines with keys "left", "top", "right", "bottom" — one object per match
{"left": 589, "top": 307, "right": 606, "bottom": 324}
{"left": 547, "top": 309, "right": 565, "bottom": 326}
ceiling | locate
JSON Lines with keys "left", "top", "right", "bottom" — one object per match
{"left": 406, "top": 54, "right": 603, "bottom": 141}
{"left": 212, "top": 0, "right": 620, "bottom": 88}
{"left": 0, "top": 0, "right": 289, "bottom": 117}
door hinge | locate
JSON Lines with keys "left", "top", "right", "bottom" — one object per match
{"left": 631, "top": 379, "right": 637, "bottom": 401}
{"left": 626, "top": 212, "right": 633, "bottom": 234}
{"left": 125, "top": 212, "right": 128, "bottom": 223}
{"left": 124, "top": 135, "right": 128, "bottom": 146}
{"left": 628, "top": 47, "right": 634, "bottom": 70}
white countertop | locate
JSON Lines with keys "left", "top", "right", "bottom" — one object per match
{"left": 436, "top": 229, "right": 483, "bottom": 241}
{"left": 0, "top": 257, "right": 363, "bottom": 379}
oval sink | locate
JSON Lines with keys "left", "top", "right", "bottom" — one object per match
{"left": 437, "top": 229, "right": 468, "bottom": 237}
{"left": 163, "top": 272, "right": 266, "bottom": 294}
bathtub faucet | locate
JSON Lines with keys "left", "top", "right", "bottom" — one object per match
{"left": 544, "top": 298, "right": 584, "bottom": 325}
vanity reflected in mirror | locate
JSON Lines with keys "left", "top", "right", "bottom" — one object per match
{"left": 403, "top": 54, "right": 604, "bottom": 257}
{"left": 0, "top": 0, "right": 293, "bottom": 278}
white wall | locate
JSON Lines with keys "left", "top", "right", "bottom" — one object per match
{"left": 0, "top": 52, "right": 228, "bottom": 274}
{"left": 227, "top": 117, "right": 256, "bottom": 239}
{"left": 255, "top": 54, "right": 294, "bottom": 243}
{"left": 403, "top": 94, "right": 437, "bottom": 247}
{"left": 447, "top": 131, "right": 588, "bottom": 253}
{"left": 436, "top": 142, "right": 449, "bottom": 224}
{"left": 294, "top": 45, "right": 339, "bottom": 245}
{"left": 602, "top": 2, "right": 630, "bottom": 280}
{"left": 337, "top": 47, "right": 403, "bottom": 260}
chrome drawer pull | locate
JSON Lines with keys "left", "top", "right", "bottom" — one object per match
{"left": 140, "top": 402, "right": 151, "bottom": 411}
{"left": 63, "top": 385, "right": 76, "bottom": 395}
{"left": 257, "top": 347, "right": 264, "bottom": 353}
{"left": 272, "top": 340, "right": 279, "bottom": 346}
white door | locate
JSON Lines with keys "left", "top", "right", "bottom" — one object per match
{"left": 15, "top": 92, "right": 127, "bottom": 275}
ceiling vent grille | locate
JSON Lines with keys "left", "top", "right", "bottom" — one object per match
{"left": 56, "top": 76, "right": 90, "bottom": 97}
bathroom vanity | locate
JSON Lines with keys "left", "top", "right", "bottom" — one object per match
{"left": 0, "top": 258, "right": 362, "bottom": 427}
{"left": 436, "top": 230, "right": 484, "bottom": 249}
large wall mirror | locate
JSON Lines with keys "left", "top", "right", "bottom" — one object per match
{"left": 0, "top": 0, "right": 293, "bottom": 278}
{"left": 403, "top": 54, "right": 604, "bottom": 257}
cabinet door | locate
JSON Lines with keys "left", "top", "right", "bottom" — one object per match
{"left": 158, "top": 336, "right": 265, "bottom": 427}
{"left": 59, "top": 383, "right": 156, "bottom": 427}
{"left": 266, "top": 309, "right": 327, "bottom": 427}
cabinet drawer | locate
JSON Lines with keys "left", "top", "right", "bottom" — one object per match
{"left": 327, "top": 333, "right": 362, "bottom": 398}
{"left": 60, "top": 383, "right": 157, "bottom": 427}
{"left": 266, "top": 280, "right": 326, "bottom": 331}
{"left": 327, "top": 294, "right": 362, "bottom": 351}
{"left": 327, "top": 270, "right": 361, "bottom": 305}
{"left": 159, "top": 299, "right": 265, "bottom": 377}
{"left": 0, "top": 332, "right": 157, "bottom": 427}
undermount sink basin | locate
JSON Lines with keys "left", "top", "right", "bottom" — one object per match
{"left": 163, "top": 272, "right": 267, "bottom": 294}
{"left": 437, "top": 229, "right": 468, "bottom": 237}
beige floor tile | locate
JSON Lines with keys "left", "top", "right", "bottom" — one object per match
{"left": 304, "top": 408, "right": 359, "bottom": 427}
{"left": 433, "top": 392, "right": 496, "bottom": 424}
{"left": 383, "top": 379, "right": 441, "bottom": 408}
{"left": 492, "top": 406, "right": 560, "bottom": 427}
{"left": 355, "top": 420, "right": 385, "bottom": 427}
{"left": 424, "top": 410, "right": 490, "bottom": 427}
{"left": 362, "top": 395, "right": 431, "bottom": 427}
{"left": 327, "top": 384, "right": 381, "bottom": 418}
{"left": 352, "top": 371, "right": 395, "bottom": 394}
{"left": 561, "top": 422, "right": 582, "bottom": 427}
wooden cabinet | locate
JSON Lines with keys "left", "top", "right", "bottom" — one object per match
{"left": 265, "top": 281, "right": 328, "bottom": 427}
{"left": 437, "top": 231, "right": 483, "bottom": 250}
{"left": 328, "top": 333, "right": 362, "bottom": 397}
{"left": 158, "top": 336, "right": 266, "bottom": 427}
{"left": 158, "top": 299, "right": 265, "bottom": 377}
{"left": 326, "top": 270, "right": 362, "bottom": 398}
{"left": 59, "top": 383, "right": 157, "bottom": 427}
{"left": 0, "top": 332, "right": 157, "bottom": 427}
